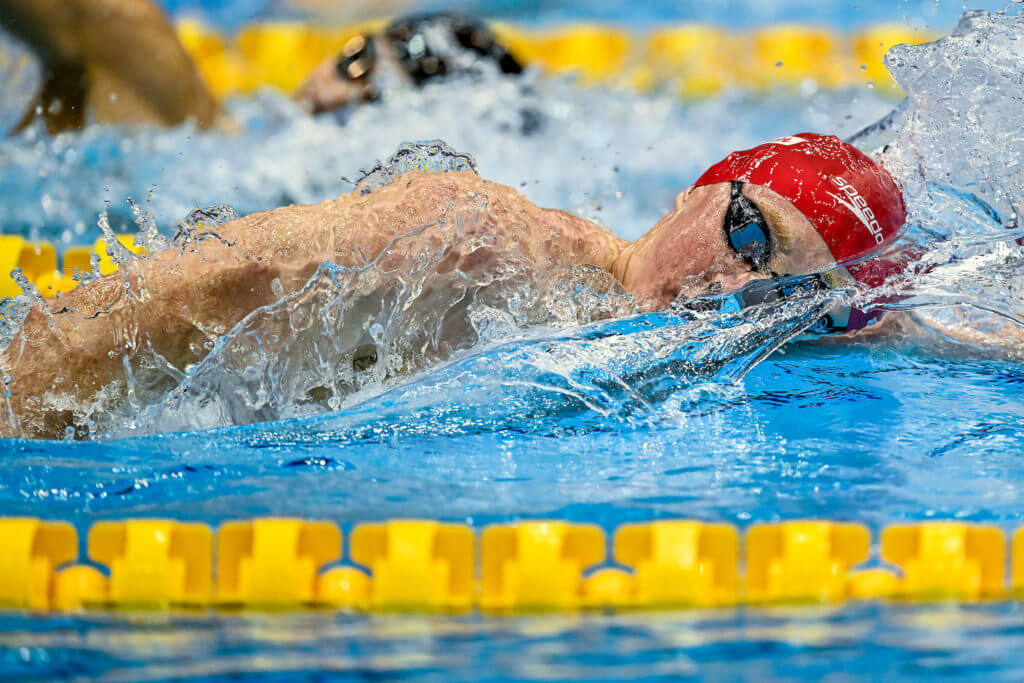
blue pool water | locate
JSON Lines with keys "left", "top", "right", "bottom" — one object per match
{"left": 3, "top": 346, "right": 1024, "bottom": 528}
{"left": 6, "top": 604, "right": 1024, "bottom": 680}
{"left": 3, "top": 1, "right": 1024, "bottom": 680}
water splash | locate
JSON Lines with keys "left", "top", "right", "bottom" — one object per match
{"left": 853, "top": 8, "right": 1024, "bottom": 349}
{"left": 884, "top": 9, "right": 1024, "bottom": 225}
{"left": 349, "top": 140, "right": 479, "bottom": 194}
{"left": 3, "top": 10, "right": 1024, "bottom": 439}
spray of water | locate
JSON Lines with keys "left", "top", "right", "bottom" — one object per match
{"left": 845, "top": 7, "right": 1024, "bottom": 352}
{"left": 1, "top": 9, "right": 1023, "bottom": 439}
{"left": 0, "top": 64, "right": 895, "bottom": 244}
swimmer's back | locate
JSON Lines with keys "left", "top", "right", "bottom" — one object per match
{"left": 321, "top": 171, "right": 624, "bottom": 272}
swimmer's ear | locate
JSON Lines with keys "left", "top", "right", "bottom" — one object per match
{"left": 674, "top": 185, "right": 696, "bottom": 210}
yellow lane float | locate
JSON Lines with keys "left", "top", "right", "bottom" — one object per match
{"left": 175, "top": 20, "right": 934, "bottom": 99}
{"left": 2, "top": 517, "right": 1022, "bottom": 613}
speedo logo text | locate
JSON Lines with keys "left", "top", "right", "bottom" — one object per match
{"left": 829, "top": 176, "right": 885, "bottom": 244}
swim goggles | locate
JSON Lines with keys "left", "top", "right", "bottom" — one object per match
{"left": 679, "top": 269, "right": 857, "bottom": 335}
{"left": 732, "top": 272, "right": 855, "bottom": 334}
{"left": 335, "top": 14, "right": 523, "bottom": 89}
{"left": 336, "top": 34, "right": 378, "bottom": 85}
{"left": 724, "top": 181, "right": 773, "bottom": 273}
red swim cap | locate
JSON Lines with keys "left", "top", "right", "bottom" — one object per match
{"left": 695, "top": 133, "right": 906, "bottom": 272}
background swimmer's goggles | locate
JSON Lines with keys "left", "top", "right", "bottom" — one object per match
{"left": 336, "top": 35, "right": 378, "bottom": 83}
{"left": 387, "top": 13, "right": 523, "bottom": 85}
{"left": 725, "top": 181, "right": 773, "bottom": 272}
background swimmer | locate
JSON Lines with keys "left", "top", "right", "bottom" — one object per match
{"left": 0, "top": 0, "right": 218, "bottom": 132}
{"left": 1, "top": 2, "right": 521, "bottom": 132}
{"left": 0, "top": 134, "right": 904, "bottom": 439}
{"left": 294, "top": 12, "right": 523, "bottom": 115}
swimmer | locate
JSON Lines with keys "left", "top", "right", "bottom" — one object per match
{"left": 1, "top": 4, "right": 517, "bottom": 132}
{"left": 1, "top": 0, "right": 217, "bottom": 132}
{"left": 0, "top": 133, "right": 904, "bottom": 438}
{"left": 294, "top": 12, "right": 523, "bottom": 115}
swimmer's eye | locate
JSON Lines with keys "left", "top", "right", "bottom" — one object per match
{"left": 724, "top": 181, "right": 773, "bottom": 273}
{"left": 336, "top": 35, "right": 377, "bottom": 82}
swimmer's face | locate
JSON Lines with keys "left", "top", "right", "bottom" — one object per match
{"left": 622, "top": 182, "right": 837, "bottom": 309}
{"left": 294, "top": 34, "right": 396, "bottom": 114}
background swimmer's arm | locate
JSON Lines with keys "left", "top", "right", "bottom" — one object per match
{"left": 0, "top": 0, "right": 217, "bottom": 132}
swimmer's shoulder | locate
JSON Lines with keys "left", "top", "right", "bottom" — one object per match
{"left": 336, "top": 170, "right": 617, "bottom": 248}
{"left": 349, "top": 169, "right": 496, "bottom": 194}
{"left": 342, "top": 170, "right": 540, "bottom": 213}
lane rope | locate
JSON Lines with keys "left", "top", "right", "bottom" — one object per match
{"left": 1, "top": 517, "right": 1016, "bottom": 612}
{"left": 174, "top": 19, "right": 932, "bottom": 99}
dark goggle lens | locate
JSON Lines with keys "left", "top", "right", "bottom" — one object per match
{"left": 728, "top": 221, "right": 769, "bottom": 264}
{"left": 454, "top": 23, "right": 495, "bottom": 52}
{"left": 816, "top": 307, "right": 851, "bottom": 332}
{"left": 724, "top": 181, "right": 772, "bottom": 270}
{"left": 741, "top": 273, "right": 852, "bottom": 335}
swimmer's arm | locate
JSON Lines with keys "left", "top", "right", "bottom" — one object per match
{"left": 900, "top": 308, "right": 1024, "bottom": 352}
{"left": 848, "top": 312, "right": 912, "bottom": 339}
{"left": 832, "top": 308, "right": 1024, "bottom": 353}
{"left": 0, "top": 199, "right": 343, "bottom": 437}
{"left": 0, "top": 172, "right": 620, "bottom": 438}
{"left": 802, "top": 311, "right": 913, "bottom": 346}
{"left": 1, "top": 0, "right": 217, "bottom": 130}
{"left": 0, "top": 186, "right": 416, "bottom": 438}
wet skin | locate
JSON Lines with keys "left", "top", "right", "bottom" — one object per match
{"left": 0, "top": 171, "right": 836, "bottom": 438}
